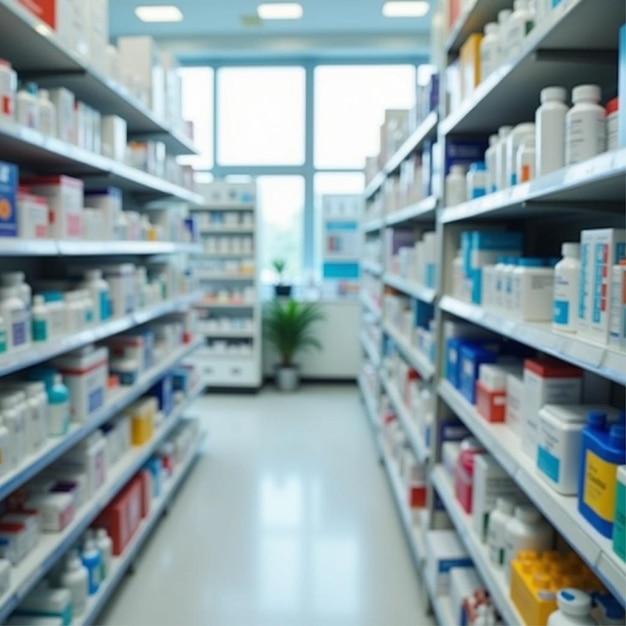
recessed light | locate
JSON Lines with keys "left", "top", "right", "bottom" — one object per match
{"left": 382, "top": 1, "right": 430, "bottom": 18}
{"left": 135, "top": 5, "right": 184, "bottom": 23}
{"left": 257, "top": 3, "right": 303, "bottom": 20}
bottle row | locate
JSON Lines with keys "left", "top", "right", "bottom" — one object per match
{"left": 196, "top": 211, "right": 255, "bottom": 230}
{"left": 386, "top": 229, "right": 438, "bottom": 291}
{"left": 203, "top": 236, "right": 255, "bottom": 257}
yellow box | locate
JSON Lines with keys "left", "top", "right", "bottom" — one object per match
{"left": 460, "top": 33, "right": 483, "bottom": 99}
{"left": 127, "top": 397, "right": 158, "bottom": 446}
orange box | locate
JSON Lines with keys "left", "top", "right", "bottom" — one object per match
{"left": 460, "top": 34, "right": 484, "bottom": 99}
{"left": 476, "top": 380, "right": 507, "bottom": 423}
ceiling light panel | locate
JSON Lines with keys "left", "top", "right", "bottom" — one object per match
{"left": 257, "top": 3, "right": 304, "bottom": 20}
{"left": 382, "top": 1, "right": 430, "bottom": 17}
{"left": 135, "top": 5, "right": 184, "bottom": 22}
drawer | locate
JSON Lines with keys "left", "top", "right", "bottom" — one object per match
{"left": 195, "top": 356, "right": 258, "bottom": 386}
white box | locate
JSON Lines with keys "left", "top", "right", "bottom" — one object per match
{"left": 22, "top": 175, "right": 83, "bottom": 239}
{"left": 472, "top": 454, "right": 519, "bottom": 541}
{"left": 117, "top": 36, "right": 165, "bottom": 120}
{"left": 87, "top": 0, "right": 108, "bottom": 74}
{"left": 17, "top": 190, "right": 49, "bottom": 239}
{"left": 450, "top": 567, "right": 481, "bottom": 626}
{"left": 425, "top": 530, "right": 473, "bottom": 596}
{"left": 578, "top": 229, "right": 626, "bottom": 344}
{"left": 505, "top": 372, "right": 524, "bottom": 435}
{"left": 59, "top": 431, "right": 107, "bottom": 498}
{"left": 609, "top": 262, "right": 626, "bottom": 349}
{"left": 100, "top": 115, "right": 127, "bottom": 162}
{"left": 83, "top": 187, "right": 122, "bottom": 240}
{"left": 522, "top": 359, "right": 582, "bottom": 458}
{"left": 48, "top": 88, "right": 75, "bottom": 144}
{"left": 100, "top": 263, "right": 136, "bottom": 316}
{"left": 23, "top": 492, "right": 75, "bottom": 532}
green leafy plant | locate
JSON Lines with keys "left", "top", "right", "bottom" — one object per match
{"left": 264, "top": 299, "right": 325, "bottom": 368}
{"left": 272, "top": 258, "right": 287, "bottom": 284}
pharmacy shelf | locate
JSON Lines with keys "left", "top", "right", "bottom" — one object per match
{"left": 381, "top": 375, "right": 429, "bottom": 464}
{"left": 359, "top": 293, "right": 382, "bottom": 321}
{"left": 438, "top": 380, "right": 626, "bottom": 603}
{"left": 440, "top": 149, "right": 626, "bottom": 223}
{"left": 440, "top": 296, "right": 626, "bottom": 385}
{"left": 195, "top": 252, "right": 255, "bottom": 259}
{"left": 431, "top": 466, "right": 524, "bottom": 626}
{"left": 386, "top": 196, "right": 438, "bottom": 226}
{"left": 196, "top": 350, "right": 255, "bottom": 360}
{"left": 364, "top": 112, "right": 439, "bottom": 200}
{"left": 199, "top": 329, "right": 256, "bottom": 339}
{"left": 0, "top": 292, "right": 202, "bottom": 380}
{"left": 195, "top": 301, "right": 256, "bottom": 310}
{"left": 56, "top": 241, "right": 202, "bottom": 256}
{"left": 445, "top": 0, "right": 513, "bottom": 53}
{"left": 199, "top": 227, "right": 255, "bottom": 235}
{"left": 76, "top": 430, "right": 205, "bottom": 626}
{"left": 425, "top": 578, "right": 457, "bottom": 626}
{"left": 0, "top": 382, "right": 205, "bottom": 623}
{"left": 0, "top": 120, "right": 203, "bottom": 203}
{"left": 0, "top": 1, "right": 198, "bottom": 156}
{"left": 441, "top": 0, "right": 624, "bottom": 135}
{"left": 380, "top": 441, "right": 426, "bottom": 571}
{"left": 363, "top": 216, "right": 385, "bottom": 233}
{"left": 383, "top": 274, "right": 437, "bottom": 304}
{"left": 358, "top": 374, "right": 379, "bottom": 433}
{"left": 0, "top": 338, "right": 202, "bottom": 505}
{"left": 196, "top": 274, "right": 255, "bottom": 282}
{"left": 359, "top": 330, "right": 382, "bottom": 367}
{"left": 382, "top": 321, "right": 435, "bottom": 380}
{"left": 189, "top": 203, "right": 255, "bottom": 212}
{"left": 361, "top": 260, "right": 383, "bottom": 276}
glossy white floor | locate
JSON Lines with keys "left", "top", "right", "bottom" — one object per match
{"left": 98, "top": 385, "right": 434, "bottom": 626}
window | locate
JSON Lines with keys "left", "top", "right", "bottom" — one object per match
{"left": 179, "top": 68, "right": 214, "bottom": 170}
{"left": 257, "top": 176, "right": 305, "bottom": 284}
{"left": 314, "top": 65, "right": 416, "bottom": 169}
{"left": 217, "top": 67, "right": 306, "bottom": 166}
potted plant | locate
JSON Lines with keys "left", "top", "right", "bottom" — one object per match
{"left": 272, "top": 258, "right": 292, "bottom": 298}
{"left": 263, "top": 299, "right": 325, "bottom": 391}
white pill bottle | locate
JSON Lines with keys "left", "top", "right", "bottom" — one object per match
{"left": 536, "top": 86, "right": 568, "bottom": 176}
{"left": 565, "top": 84, "right": 607, "bottom": 165}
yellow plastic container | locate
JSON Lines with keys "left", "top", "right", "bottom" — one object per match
{"left": 460, "top": 33, "right": 483, "bottom": 99}
{"left": 128, "top": 397, "right": 157, "bottom": 445}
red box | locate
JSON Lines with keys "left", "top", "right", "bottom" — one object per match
{"left": 455, "top": 447, "right": 485, "bottom": 514}
{"left": 476, "top": 380, "right": 507, "bottom": 423}
{"left": 409, "top": 484, "right": 427, "bottom": 509}
{"left": 139, "top": 470, "right": 152, "bottom": 519}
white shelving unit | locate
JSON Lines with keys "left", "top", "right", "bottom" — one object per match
{"left": 191, "top": 182, "right": 262, "bottom": 389}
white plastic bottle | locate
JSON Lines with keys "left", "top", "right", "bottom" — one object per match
{"left": 607, "top": 98, "right": 619, "bottom": 151}
{"left": 517, "top": 134, "right": 536, "bottom": 183}
{"left": 513, "top": 257, "right": 555, "bottom": 321}
{"left": 536, "top": 86, "right": 568, "bottom": 176}
{"left": 37, "top": 89, "right": 57, "bottom": 138}
{"left": 0, "top": 313, "right": 6, "bottom": 355}
{"left": 80, "top": 270, "right": 111, "bottom": 322}
{"left": 64, "top": 291, "right": 86, "bottom": 333}
{"left": 0, "top": 59, "right": 16, "bottom": 122}
{"left": 31, "top": 295, "right": 51, "bottom": 343}
{"left": 498, "top": 9, "right": 512, "bottom": 28}
{"left": 502, "top": 258, "right": 519, "bottom": 313}
{"left": 79, "top": 289, "right": 95, "bottom": 326}
{"left": 501, "top": 0, "right": 534, "bottom": 63}
{"left": 60, "top": 550, "right": 89, "bottom": 617}
{"left": 485, "top": 134, "right": 499, "bottom": 193}
{"left": 506, "top": 123, "right": 535, "bottom": 186}
{"left": 488, "top": 497, "right": 516, "bottom": 567}
{"left": 503, "top": 504, "right": 554, "bottom": 575}
{"left": 95, "top": 528, "right": 113, "bottom": 580}
{"left": 0, "top": 393, "right": 25, "bottom": 469}
{"left": 495, "top": 126, "right": 514, "bottom": 191}
{"left": 16, "top": 82, "right": 39, "bottom": 130}
{"left": 480, "top": 23, "right": 501, "bottom": 82}
{"left": 466, "top": 162, "right": 487, "bottom": 199}
{"left": 565, "top": 84, "right": 607, "bottom": 165}
{"left": 445, "top": 165, "right": 467, "bottom": 207}
{"left": 553, "top": 242, "right": 580, "bottom": 333}
{"left": 547, "top": 589, "right": 598, "bottom": 626}
{"left": 1, "top": 272, "right": 32, "bottom": 312}
{"left": 0, "top": 286, "right": 29, "bottom": 351}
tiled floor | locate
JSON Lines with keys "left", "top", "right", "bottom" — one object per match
{"left": 98, "top": 385, "right": 434, "bottom": 626}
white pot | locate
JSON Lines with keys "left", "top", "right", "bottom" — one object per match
{"left": 275, "top": 365, "right": 299, "bottom": 391}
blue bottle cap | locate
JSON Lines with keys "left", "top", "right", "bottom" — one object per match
{"left": 596, "top": 593, "right": 625, "bottom": 620}
{"left": 586, "top": 410, "right": 607, "bottom": 429}
{"left": 496, "top": 256, "right": 508, "bottom": 264}
{"left": 518, "top": 258, "right": 543, "bottom": 268}
{"left": 42, "top": 291, "right": 64, "bottom": 303}
{"left": 609, "top": 424, "right": 625, "bottom": 446}
{"left": 469, "top": 161, "right": 486, "bottom": 172}
{"left": 507, "top": 257, "right": 519, "bottom": 265}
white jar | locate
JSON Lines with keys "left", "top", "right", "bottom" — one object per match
{"left": 607, "top": 97, "right": 619, "bottom": 151}
{"left": 513, "top": 257, "right": 555, "bottom": 322}
{"left": 32, "top": 295, "right": 50, "bottom": 342}
{"left": 517, "top": 133, "right": 536, "bottom": 183}
{"left": 64, "top": 291, "right": 86, "bottom": 333}
{"left": 487, "top": 497, "right": 516, "bottom": 567}
{"left": 536, "top": 86, "right": 568, "bottom": 176}
{"left": 503, "top": 504, "right": 554, "bottom": 575}
{"left": 466, "top": 162, "right": 487, "bottom": 199}
{"left": 37, "top": 89, "right": 57, "bottom": 138}
{"left": 480, "top": 22, "right": 501, "bottom": 82}
{"left": 0, "top": 286, "right": 29, "bottom": 350}
{"left": 16, "top": 83, "right": 39, "bottom": 130}
{"left": 485, "top": 134, "right": 498, "bottom": 192}
{"left": 547, "top": 589, "right": 598, "bottom": 626}
{"left": 565, "top": 84, "right": 607, "bottom": 165}
{"left": 1, "top": 272, "right": 31, "bottom": 314}
{"left": 553, "top": 242, "right": 580, "bottom": 332}
{"left": 95, "top": 528, "right": 113, "bottom": 580}
{"left": 21, "top": 381, "right": 48, "bottom": 453}
{"left": 495, "top": 126, "right": 514, "bottom": 191}
{"left": 445, "top": 165, "right": 467, "bottom": 207}
{"left": 61, "top": 550, "right": 88, "bottom": 616}
{"left": 498, "top": 9, "right": 512, "bottom": 27}
{"left": 80, "top": 269, "right": 112, "bottom": 322}
{"left": 506, "top": 123, "right": 535, "bottom": 187}
{"left": 501, "top": 0, "right": 534, "bottom": 63}
{"left": 79, "top": 289, "right": 95, "bottom": 326}
{"left": 0, "top": 393, "right": 25, "bottom": 469}
{"left": 41, "top": 292, "right": 67, "bottom": 339}
{"left": 0, "top": 59, "right": 16, "bottom": 122}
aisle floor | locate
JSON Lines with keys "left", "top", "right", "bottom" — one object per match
{"left": 98, "top": 385, "right": 434, "bottom": 626}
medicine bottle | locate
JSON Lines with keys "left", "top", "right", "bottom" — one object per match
{"left": 495, "top": 126, "right": 513, "bottom": 191}
{"left": 506, "top": 123, "right": 535, "bottom": 186}
{"left": 565, "top": 84, "right": 606, "bottom": 165}
{"left": 0, "top": 59, "right": 16, "bottom": 121}
{"left": 487, "top": 497, "right": 516, "bottom": 567}
{"left": 480, "top": 23, "right": 500, "bottom": 82}
{"left": 485, "top": 134, "right": 498, "bottom": 192}
{"left": 42, "top": 291, "right": 67, "bottom": 339}
{"left": 64, "top": 291, "right": 86, "bottom": 333}
{"left": 1, "top": 272, "right": 32, "bottom": 312}
{"left": 553, "top": 243, "right": 580, "bottom": 333}
{"left": 37, "top": 89, "right": 57, "bottom": 138}
{"left": 0, "top": 286, "right": 29, "bottom": 350}
{"left": 16, "top": 82, "right": 39, "bottom": 130}
{"left": 0, "top": 393, "right": 25, "bottom": 469}
{"left": 80, "top": 270, "right": 111, "bottom": 322}
{"left": 48, "top": 374, "right": 70, "bottom": 437}
{"left": 513, "top": 257, "right": 554, "bottom": 322}
{"left": 517, "top": 133, "right": 536, "bottom": 183}
{"left": 95, "top": 528, "right": 113, "bottom": 580}
{"left": 607, "top": 98, "right": 619, "bottom": 152}
{"left": 466, "top": 162, "right": 487, "bottom": 199}
{"left": 32, "top": 295, "right": 50, "bottom": 342}
{"left": 536, "top": 86, "right": 568, "bottom": 176}
{"left": 81, "top": 536, "right": 102, "bottom": 595}
{"left": 501, "top": 0, "right": 534, "bottom": 63}
{"left": 547, "top": 589, "right": 598, "bottom": 626}
{"left": 445, "top": 165, "right": 467, "bottom": 207}
{"left": 61, "top": 550, "right": 88, "bottom": 616}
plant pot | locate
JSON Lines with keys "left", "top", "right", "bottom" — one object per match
{"left": 274, "top": 284, "right": 292, "bottom": 298}
{"left": 275, "top": 365, "right": 300, "bottom": 391}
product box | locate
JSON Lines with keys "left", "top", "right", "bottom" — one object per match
{"left": 0, "top": 161, "right": 18, "bottom": 238}
{"left": 476, "top": 363, "right": 524, "bottom": 423}
{"left": 578, "top": 228, "right": 626, "bottom": 344}
{"left": 619, "top": 24, "right": 626, "bottom": 148}
{"left": 450, "top": 567, "right": 482, "bottom": 626}
{"left": 56, "top": 431, "right": 107, "bottom": 498}
{"left": 107, "top": 329, "right": 154, "bottom": 372}
{"left": 100, "top": 263, "right": 135, "bottom": 316}
{"left": 100, "top": 115, "right": 127, "bottom": 163}
{"left": 87, "top": 0, "right": 108, "bottom": 73}
{"left": 459, "top": 344, "right": 499, "bottom": 404}
{"left": 522, "top": 358, "right": 583, "bottom": 458}
{"left": 23, "top": 492, "right": 75, "bottom": 532}
{"left": 425, "top": 530, "right": 473, "bottom": 596}
{"left": 13, "top": 587, "right": 72, "bottom": 626}
{"left": 126, "top": 397, "right": 157, "bottom": 446}
{"left": 144, "top": 456, "right": 163, "bottom": 498}
{"left": 195, "top": 180, "right": 256, "bottom": 208}
{"left": 23, "top": 175, "right": 83, "bottom": 239}
{"left": 149, "top": 374, "right": 173, "bottom": 415}
{"left": 614, "top": 465, "right": 625, "bottom": 562}
{"left": 139, "top": 469, "right": 152, "bottom": 518}
{"left": 609, "top": 261, "right": 626, "bottom": 349}
{"left": 460, "top": 34, "right": 483, "bottom": 99}
{"left": 505, "top": 372, "right": 524, "bottom": 436}
{"left": 16, "top": 189, "right": 49, "bottom": 239}
{"left": 48, "top": 88, "right": 75, "bottom": 145}
{"left": 84, "top": 187, "right": 122, "bottom": 240}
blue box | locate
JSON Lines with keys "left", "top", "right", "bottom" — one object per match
{"left": 0, "top": 161, "right": 18, "bottom": 238}
{"left": 619, "top": 24, "right": 626, "bottom": 148}
{"left": 144, "top": 456, "right": 163, "bottom": 497}
{"left": 459, "top": 345, "right": 499, "bottom": 404}
{"left": 150, "top": 374, "right": 174, "bottom": 415}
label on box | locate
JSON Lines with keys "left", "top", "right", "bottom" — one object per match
{"left": 583, "top": 450, "right": 617, "bottom": 522}
{"left": 0, "top": 162, "right": 17, "bottom": 238}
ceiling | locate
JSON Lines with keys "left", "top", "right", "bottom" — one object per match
{"left": 108, "top": 0, "right": 432, "bottom": 61}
